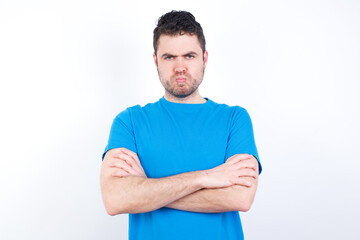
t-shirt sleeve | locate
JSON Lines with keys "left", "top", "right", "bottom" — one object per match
{"left": 102, "top": 107, "right": 137, "bottom": 160}
{"left": 225, "top": 107, "right": 262, "bottom": 174}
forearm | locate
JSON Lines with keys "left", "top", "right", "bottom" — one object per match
{"left": 166, "top": 178, "right": 258, "bottom": 213}
{"left": 102, "top": 149, "right": 258, "bottom": 215}
{"left": 165, "top": 155, "right": 260, "bottom": 213}
{"left": 101, "top": 170, "right": 205, "bottom": 215}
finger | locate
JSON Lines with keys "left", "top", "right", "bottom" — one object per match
{"left": 226, "top": 154, "right": 253, "bottom": 164}
{"left": 242, "top": 158, "right": 259, "bottom": 173}
{"left": 235, "top": 168, "right": 257, "bottom": 179}
{"left": 234, "top": 178, "right": 252, "bottom": 188}
{"left": 236, "top": 154, "right": 253, "bottom": 159}
{"left": 110, "top": 161, "right": 139, "bottom": 175}
{"left": 114, "top": 154, "right": 146, "bottom": 176}
{"left": 120, "top": 148, "right": 142, "bottom": 166}
{"left": 225, "top": 157, "right": 238, "bottom": 165}
{"left": 121, "top": 153, "right": 145, "bottom": 174}
{"left": 232, "top": 159, "right": 258, "bottom": 171}
{"left": 119, "top": 150, "right": 146, "bottom": 175}
{"left": 114, "top": 153, "right": 141, "bottom": 171}
{"left": 113, "top": 153, "right": 134, "bottom": 166}
{"left": 111, "top": 168, "right": 130, "bottom": 177}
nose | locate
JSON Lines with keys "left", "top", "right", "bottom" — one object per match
{"left": 174, "top": 58, "right": 187, "bottom": 74}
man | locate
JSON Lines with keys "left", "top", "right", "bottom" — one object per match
{"left": 101, "top": 10, "right": 262, "bottom": 240}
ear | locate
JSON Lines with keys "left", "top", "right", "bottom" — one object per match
{"left": 203, "top": 50, "right": 208, "bottom": 68}
{"left": 153, "top": 53, "right": 157, "bottom": 66}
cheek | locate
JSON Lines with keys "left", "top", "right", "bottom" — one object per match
{"left": 190, "top": 63, "right": 205, "bottom": 75}
{"left": 158, "top": 63, "right": 174, "bottom": 74}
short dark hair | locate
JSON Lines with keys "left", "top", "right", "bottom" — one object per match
{"left": 153, "top": 10, "right": 206, "bottom": 55}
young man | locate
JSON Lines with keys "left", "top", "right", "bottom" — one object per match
{"left": 101, "top": 10, "right": 262, "bottom": 240}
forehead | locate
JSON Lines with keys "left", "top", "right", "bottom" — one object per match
{"left": 157, "top": 34, "right": 202, "bottom": 55}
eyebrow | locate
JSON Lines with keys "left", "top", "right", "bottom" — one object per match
{"left": 161, "top": 51, "right": 199, "bottom": 58}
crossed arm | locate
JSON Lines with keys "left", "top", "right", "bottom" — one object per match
{"left": 100, "top": 148, "right": 259, "bottom": 215}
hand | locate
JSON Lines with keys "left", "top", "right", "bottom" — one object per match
{"left": 201, "top": 154, "right": 258, "bottom": 189}
{"left": 105, "top": 148, "right": 147, "bottom": 178}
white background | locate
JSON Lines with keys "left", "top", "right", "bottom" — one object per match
{"left": 1, "top": 0, "right": 359, "bottom": 239}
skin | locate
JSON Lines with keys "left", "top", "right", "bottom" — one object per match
{"left": 153, "top": 34, "right": 208, "bottom": 104}
{"left": 101, "top": 148, "right": 258, "bottom": 214}
{"left": 100, "top": 33, "right": 259, "bottom": 215}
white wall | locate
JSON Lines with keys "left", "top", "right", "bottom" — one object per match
{"left": 1, "top": 0, "right": 359, "bottom": 239}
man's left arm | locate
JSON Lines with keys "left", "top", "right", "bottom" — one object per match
{"left": 174, "top": 106, "right": 261, "bottom": 213}
{"left": 111, "top": 152, "right": 259, "bottom": 213}
{"left": 165, "top": 154, "right": 259, "bottom": 213}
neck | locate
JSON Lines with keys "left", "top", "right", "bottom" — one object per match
{"left": 164, "top": 91, "right": 207, "bottom": 104}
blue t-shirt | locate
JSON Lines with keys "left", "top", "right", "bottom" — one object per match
{"left": 103, "top": 96, "right": 261, "bottom": 240}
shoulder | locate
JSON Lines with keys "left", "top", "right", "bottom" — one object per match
{"left": 114, "top": 99, "right": 161, "bottom": 121}
{"left": 210, "top": 99, "right": 249, "bottom": 118}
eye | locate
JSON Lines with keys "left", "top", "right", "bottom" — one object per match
{"left": 164, "top": 55, "right": 174, "bottom": 61}
{"left": 186, "top": 54, "right": 195, "bottom": 59}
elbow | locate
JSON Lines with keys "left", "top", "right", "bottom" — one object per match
{"left": 105, "top": 204, "right": 146, "bottom": 215}
{"left": 103, "top": 194, "right": 146, "bottom": 215}
{"left": 233, "top": 191, "right": 255, "bottom": 212}
{"left": 104, "top": 202, "right": 130, "bottom": 216}
{"left": 232, "top": 179, "right": 258, "bottom": 212}
{"left": 237, "top": 201, "right": 253, "bottom": 212}
{"left": 105, "top": 207, "right": 118, "bottom": 216}
{"left": 102, "top": 192, "right": 147, "bottom": 215}
{"left": 104, "top": 202, "right": 121, "bottom": 216}
{"left": 102, "top": 195, "right": 129, "bottom": 216}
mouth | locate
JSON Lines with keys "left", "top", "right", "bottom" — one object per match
{"left": 175, "top": 77, "right": 186, "bottom": 83}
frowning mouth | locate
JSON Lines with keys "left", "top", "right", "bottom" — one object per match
{"left": 175, "top": 77, "right": 186, "bottom": 83}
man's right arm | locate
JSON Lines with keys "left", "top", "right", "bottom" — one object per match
{"left": 101, "top": 160, "right": 204, "bottom": 215}
{"left": 100, "top": 148, "right": 255, "bottom": 215}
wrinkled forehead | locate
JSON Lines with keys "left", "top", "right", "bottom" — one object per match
{"left": 156, "top": 33, "right": 202, "bottom": 55}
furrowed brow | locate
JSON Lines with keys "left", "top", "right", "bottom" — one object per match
{"left": 182, "top": 51, "right": 198, "bottom": 57}
{"left": 161, "top": 53, "right": 175, "bottom": 58}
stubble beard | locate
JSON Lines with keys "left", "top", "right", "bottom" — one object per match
{"left": 158, "top": 67, "right": 205, "bottom": 99}
{"left": 164, "top": 78, "right": 199, "bottom": 98}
